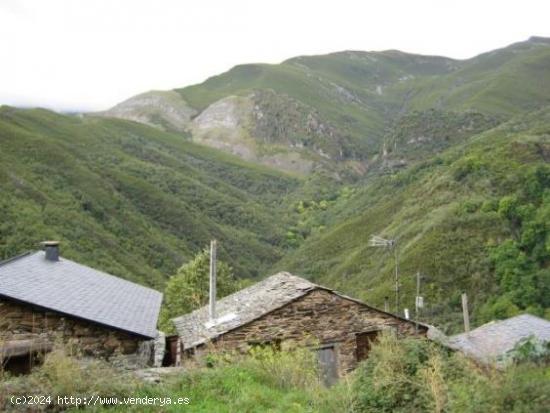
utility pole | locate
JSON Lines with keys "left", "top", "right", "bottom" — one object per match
{"left": 415, "top": 271, "right": 421, "bottom": 334}
{"left": 394, "top": 245, "right": 399, "bottom": 314}
{"left": 461, "top": 293, "right": 470, "bottom": 333}
{"left": 209, "top": 240, "right": 217, "bottom": 321}
{"left": 369, "top": 235, "right": 399, "bottom": 314}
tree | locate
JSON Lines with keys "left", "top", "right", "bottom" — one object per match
{"left": 159, "top": 247, "right": 239, "bottom": 332}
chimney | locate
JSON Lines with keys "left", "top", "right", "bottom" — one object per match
{"left": 41, "top": 241, "right": 60, "bottom": 262}
{"left": 209, "top": 240, "right": 217, "bottom": 321}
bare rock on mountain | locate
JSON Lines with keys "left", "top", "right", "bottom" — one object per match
{"left": 97, "top": 90, "right": 197, "bottom": 133}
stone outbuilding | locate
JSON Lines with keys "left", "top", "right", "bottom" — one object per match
{"left": 448, "top": 314, "right": 550, "bottom": 366}
{"left": 172, "top": 272, "right": 427, "bottom": 382}
{"left": 0, "top": 242, "right": 163, "bottom": 374}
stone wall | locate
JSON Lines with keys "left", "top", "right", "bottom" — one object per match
{"left": 197, "top": 289, "right": 426, "bottom": 375}
{"left": 0, "top": 298, "right": 149, "bottom": 366}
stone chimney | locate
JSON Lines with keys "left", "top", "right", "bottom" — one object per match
{"left": 41, "top": 241, "right": 60, "bottom": 262}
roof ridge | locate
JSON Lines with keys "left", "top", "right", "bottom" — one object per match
{"left": 0, "top": 250, "right": 162, "bottom": 338}
{"left": 0, "top": 250, "right": 35, "bottom": 267}
{"left": 172, "top": 272, "right": 315, "bottom": 322}
{"left": 173, "top": 271, "right": 428, "bottom": 349}
{"left": 451, "top": 313, "right": 550, "bottom": 339}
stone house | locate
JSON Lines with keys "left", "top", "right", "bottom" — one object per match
{"left": 0, "top": 242, "right": 163, "bottom": 374}
{"left": 172, "top": 272, "right": 427, "bottom": 382}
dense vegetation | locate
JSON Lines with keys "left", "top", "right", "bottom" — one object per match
{"left": 278, "top": 108, "right": 550, "bottom": 332}
{"left": 1, "top": 37, "right": 549, "bottom": 334}
{"left": 0, "top": 107, "right": 299, "bottom": 287}
{"left": 159, "top": 248, "right": 245, "bottom": 332}
{"left": 2, "top": 332, "right": 548, "bottom": 412}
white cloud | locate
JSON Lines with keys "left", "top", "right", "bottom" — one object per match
{"left": 1, "top": 0, "right": 549, "bottom": 111}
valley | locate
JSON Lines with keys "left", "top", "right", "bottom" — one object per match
{"left": 1, "top": 36, "right": 549, "bottom": 333}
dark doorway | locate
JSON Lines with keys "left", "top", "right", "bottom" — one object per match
{"left": 2, "top": 353, "right": 43, "bottom": 376}
{"left": 162, "top": 336, "right": 180, "bottom": 367}
{"left": 356, "top": 330, "right": 380, "bottom": 362}
{"left": 316, "top": 345, "right": 338, "bottom": 386}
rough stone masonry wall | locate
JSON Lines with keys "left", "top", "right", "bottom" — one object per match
{"left": 210, "top": 289, "right": 425, "bottom": 375}
{"left": 0, "top": 298, "right": 148, "bottom": 366}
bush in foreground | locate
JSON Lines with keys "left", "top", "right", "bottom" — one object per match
{"left": 1, "top": 335, "right": 548, "bottom": 412}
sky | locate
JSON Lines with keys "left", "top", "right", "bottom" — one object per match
{"left": 1, "top": 0, "right": 549, "bottom": 112}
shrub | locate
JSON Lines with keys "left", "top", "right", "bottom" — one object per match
{"left": 352, "top": 331, "right": 432, "bottom": 412}
{"left": 243, "top": 344, "right": 319, "bottom": 391}
{"left": 0, "top": 347, "right": 138, "bottom": 412}
{"left": 351, "top": 332, "right": 550, "bottom": 413}
{"left": 159, "top": 247, "right": 239, "bottom": 333}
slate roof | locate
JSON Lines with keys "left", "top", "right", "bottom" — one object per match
{"left": 0, "top": 251, "right": 162, "bottom": 338}
{"left": 448, "top": 314, "right": 550, "bottom": 362}
{"left": 172, "top": 272, "right": 426, "bottom": 349}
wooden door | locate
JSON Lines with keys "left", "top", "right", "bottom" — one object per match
{"left": 163, "top": 336, "right": 179, "bottom": 366}
{"left": 316, "top": 346, "right": 338, "bottom": 386}
{"left": 355, "top": 330, "right": 379, "bottom": 362}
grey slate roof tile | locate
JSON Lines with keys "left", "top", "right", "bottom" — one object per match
{"left": 0, "top": 251, "right": 162, "bottom": 338}
{"left": 172, "top": 272, "right": 426, "bottom": 348}
{"left": 448, "top": 314, "right": 550, "bottom": 362}
{"left": 172, "top": 272, "right": 315, "bottom": 348}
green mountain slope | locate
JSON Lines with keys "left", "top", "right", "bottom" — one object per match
{"left": 2, "top": 37, "right": 549, "bottom": 333}
{"left": 275, "top": 108, "right": 550, "bottom": 332}
{"left": 100, "top": 37, "right": 550, "bottom": 176}
{"left": 0, "top": 106, "right": 299, "bottom": 287}
{"left": 400, "top": 36, "right": 550, "bottom": 114}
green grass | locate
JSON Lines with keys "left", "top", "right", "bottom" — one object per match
{"left": 2, "top": 332, "right": 547, "bottom": 412}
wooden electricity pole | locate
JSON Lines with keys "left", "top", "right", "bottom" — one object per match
{"left": 415, "top": 271, "right": 421, "bottom": 333}
{"left": 394, "top": 246, "right": 399, "bottom": 314}
{"left": 461, "top": 293, "right": 470, "bottom": 333}
{"left": 209, "top": 240, "right": 217, "bottom": 321}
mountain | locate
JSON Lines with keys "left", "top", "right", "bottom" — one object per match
{"left": 1, "top": 37, "right": 549, "bottom": 331}
{"left": 0, "top": 106, "right": 299, "bottom": 286}
{"left": 100, "top": 37, "right": 550, "bottom": 176}
{"left": 275, "top": 107, "right": 550, "bottom": 332}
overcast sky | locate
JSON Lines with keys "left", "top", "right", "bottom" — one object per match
{"left": 1, "top": 0, "right": 549, "bottom": 112}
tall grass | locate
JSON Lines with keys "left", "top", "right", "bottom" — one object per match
{"left": 0, "top": 346, "right": 138, "bottom": 412}
{"left": 352, "top": 331, "right": 550, "bottom": 413}
{"left": 2, "top": 336, "right": 548, "bottom": 412}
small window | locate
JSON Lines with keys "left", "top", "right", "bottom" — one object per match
{"left": 355, "top": 330, "right": 380, "bottom": 362}
{"left": 247, "top": 339, "right": 282, "bottom": 352}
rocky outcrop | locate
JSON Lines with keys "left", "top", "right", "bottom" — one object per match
{"left": 98, "top": 88, "right": 365, "bottom": 176}
{"left": 96, "top": 90, "right": 197, "bottom": 132}
{"left": 188, "top": 90, "right": 365, "bottom": 175}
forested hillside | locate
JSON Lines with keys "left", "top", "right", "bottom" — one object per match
{"left": 0, "top": 107, "right": 299, "bottom": 287}
{"left": 277, "top": 108, "right": 550, "bottom": 332}
{"left": 1, "top": 37, "right": 549, "bottom": 331}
